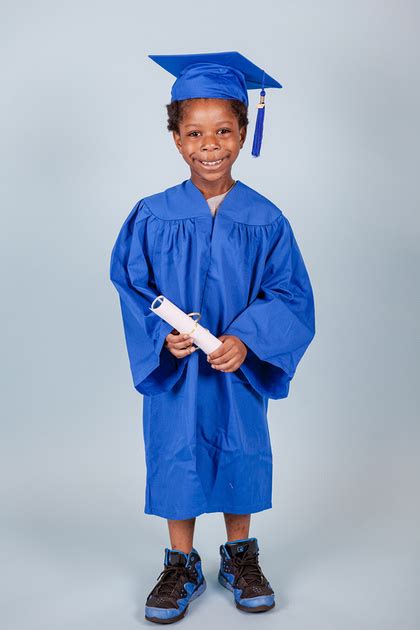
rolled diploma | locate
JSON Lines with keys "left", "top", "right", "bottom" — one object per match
{"left": 150, "top": 295, "right": 222, "bottom": 354}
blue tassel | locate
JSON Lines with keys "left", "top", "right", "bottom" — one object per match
{"left": 251, "top": 91, "right": 265, "bottom": 157}
{"left": 251, "top": 70, "right": 266, "bottom": 157}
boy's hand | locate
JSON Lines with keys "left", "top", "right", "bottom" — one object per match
{"left": 207, "top": 335, "right": 247, "bottom": 372}
{"left": 164, "top": 330, "right": 197, "bottom": 358}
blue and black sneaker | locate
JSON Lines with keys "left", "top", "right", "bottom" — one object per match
{"left": 218, "top": 537, "right": 275, "bottom": 613}
{"left": 145, "top": 547, "right": 206, "bottom": 624}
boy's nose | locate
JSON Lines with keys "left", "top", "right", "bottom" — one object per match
{"left": 201, "top": 141, "right": 220, "bottom": 151}
{"left": 200, "top": 133, "right": 221, "bottom": 149}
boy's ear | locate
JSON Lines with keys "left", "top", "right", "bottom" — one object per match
{"left": 172, "top": 130, "right": 182, "bottom": 151}
{"left": 239, "top": 125, "right": 247, "bottom": 148}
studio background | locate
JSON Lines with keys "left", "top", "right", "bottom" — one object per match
{"left": 1, "top": 1, "right": 418, "bottom": 629}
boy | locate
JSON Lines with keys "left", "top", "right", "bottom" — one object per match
{"left": 110, "top": 51, "right": 315, "bottom": 624}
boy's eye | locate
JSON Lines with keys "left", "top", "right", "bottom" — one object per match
{"left": 187, "top": 128, "right": 231, "bottom": 137}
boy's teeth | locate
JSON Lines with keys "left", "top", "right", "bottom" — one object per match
{"left": 201, "top": 159, "right": 222, "bottom": 165}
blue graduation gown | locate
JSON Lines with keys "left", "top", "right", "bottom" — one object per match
{"left": 110, "top": 178, "right": 315, "bottom": 519}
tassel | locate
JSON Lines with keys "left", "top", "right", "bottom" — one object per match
{"left": 251, "top": 70, "right": 266, "bottom": 157}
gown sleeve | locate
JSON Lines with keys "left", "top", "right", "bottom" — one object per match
{"left": 109, "top": 199, "right": 187, "bottom": 396}
{"left": 222, "top": 214, "right": 316, "bottom": 400}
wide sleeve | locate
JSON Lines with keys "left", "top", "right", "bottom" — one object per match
{"left": 109, "top": 199, "right": 187, "bottom": 396}
{"left": 222, "top": 214, "right": 315, "bottom": 400}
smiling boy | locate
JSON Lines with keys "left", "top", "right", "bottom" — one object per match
{"left": 110, "top": 52, "right": 315, "bottom": 623}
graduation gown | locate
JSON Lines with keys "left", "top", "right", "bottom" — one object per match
{"left": 110, "top": 178, "right": 315, "bottom": 519}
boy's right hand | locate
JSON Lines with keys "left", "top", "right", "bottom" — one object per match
{"left": 164, "top": 330, "right": 197, "bottom": 358}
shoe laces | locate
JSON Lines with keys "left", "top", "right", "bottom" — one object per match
{"left": 232, "top": 550, "right": 268, "bottom": 587}
{"left": 151, "top": 564, "right": 190, "bottom": 601}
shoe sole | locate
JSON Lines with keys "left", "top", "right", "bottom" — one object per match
{"left": 218, "top": 572, "right": 275, "bottom": 613}
{"left": 145, "top": 579, "right": 207, "bottom": 624}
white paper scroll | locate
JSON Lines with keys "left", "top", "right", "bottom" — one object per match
{"left": 149, "top": 295, "right": 223, "bottom": 354}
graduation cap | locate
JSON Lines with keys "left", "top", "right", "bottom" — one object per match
{"left": 148, "top": 51, "right": 283, "bottom": 157}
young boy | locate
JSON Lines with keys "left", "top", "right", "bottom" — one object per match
{"left": 110, "top": 51, "right": 315, "bottom": 624}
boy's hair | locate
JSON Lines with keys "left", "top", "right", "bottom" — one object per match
{"left": 166, "top": 98, "right": 248, "bottom": 134}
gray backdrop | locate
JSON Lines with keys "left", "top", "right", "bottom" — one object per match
{"left": 1, "top": 1, "right": 418, "bottom": 628}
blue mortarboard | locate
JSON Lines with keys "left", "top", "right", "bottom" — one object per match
{"left": 148, "top": 51, "right": 283, "bottom": 157}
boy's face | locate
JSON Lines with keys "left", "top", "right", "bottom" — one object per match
{"left": 173, "top": 98, "right": 247, "bottom": 184}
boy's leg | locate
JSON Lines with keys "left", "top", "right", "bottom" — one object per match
{"left": 145, "top": 517, "right": 206, "bottom": 623}
{"left": 219, "top": 513, "right": 275, "bottom": 613}
{"left": 167, "top": 517, "right": 196, "bottom": 553}
{"left": 223, "top": 512, "right": 251, "bottom": 541}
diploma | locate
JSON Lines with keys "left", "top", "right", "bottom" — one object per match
{"left": 150, "top": 295, "right": 223, "bottom": 354}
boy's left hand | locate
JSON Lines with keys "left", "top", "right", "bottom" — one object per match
{"left": 207, "top": 335, "right": 248, "bottom": 372}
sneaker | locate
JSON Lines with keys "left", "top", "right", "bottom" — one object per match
{"left": 218, "top": 537, "right": 275, "bottom": 613}
{"left": 145, "top": 547, "right": 206, "bottom": 624}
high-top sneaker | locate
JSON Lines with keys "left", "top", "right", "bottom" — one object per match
{"left": 145, "top": 547, "right": 206, "bottom": 624}
{"left": 218, "top": 537, "right": 275, "bottom": 613}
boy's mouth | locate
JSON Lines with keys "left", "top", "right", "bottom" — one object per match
{"left": 197, "top": 157, "right": 226, "bottom": 169}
